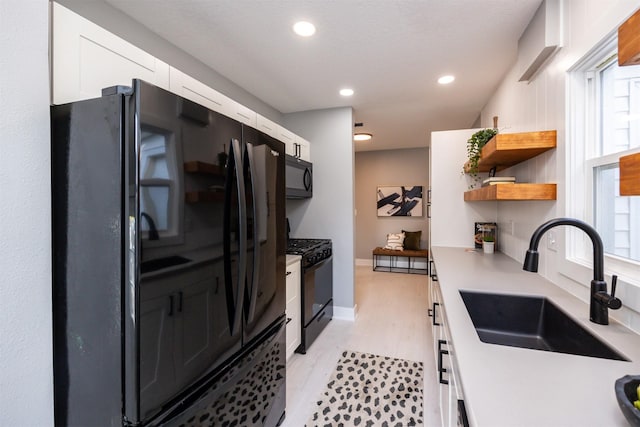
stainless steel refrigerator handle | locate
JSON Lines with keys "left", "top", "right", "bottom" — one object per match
{"left": 231, "top": 138, "right": 247, "bottom": 336}
{"left": 245, "top": 142, "right": 260, "bottom": 324}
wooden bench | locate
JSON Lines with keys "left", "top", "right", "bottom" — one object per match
{"left": 372, "top": 247, "right": 429, "bottom": 275}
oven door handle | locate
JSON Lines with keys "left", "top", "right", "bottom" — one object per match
{"left": 304, "top": 254, "right": 331, "bottom": 273}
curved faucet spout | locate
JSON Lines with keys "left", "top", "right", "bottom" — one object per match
{"left": 523, "top": 217, "right": 620, "bottom": 325}
{"left": 523, "top": 217, "right": 604, "bottom": 281}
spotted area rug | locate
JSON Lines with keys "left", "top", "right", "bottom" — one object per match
{"left": 307, "top": 350, "right": 424, "bottom": 426}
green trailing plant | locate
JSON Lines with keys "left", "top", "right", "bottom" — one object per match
{"left": 482, "top": 235, "right": 495, "bottom": 242}
{"left": 465, "top": 128, "right": 498, "bottom": 189}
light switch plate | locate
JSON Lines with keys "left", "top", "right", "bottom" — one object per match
{"left": 547, "top": 230, "right": 558, "bottom": 252}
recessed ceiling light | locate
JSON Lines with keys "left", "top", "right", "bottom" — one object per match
{"left": 438, "top": 75, "right": 455, "bottom": 85}
{"left": 340, "top": 88, "right": 354, "bottom": 97}
{"left": 293, "top": 21, "right": 316, "bottom": 37}
{"left": 354, "top": 133, "right": 372, "bottom": 141}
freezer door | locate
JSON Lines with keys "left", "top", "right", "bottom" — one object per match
{"left": 154, "top": 319, "right": 286, "bottom": 427}
{"left": 241, "top": 126, "right": 287, "bottom": 344}
{"left": 128, "top": 80, "right": 246, "bottom": 424}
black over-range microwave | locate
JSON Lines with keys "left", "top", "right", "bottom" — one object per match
{"left": 286, "top": 154, "right": 312, "bottom": 198}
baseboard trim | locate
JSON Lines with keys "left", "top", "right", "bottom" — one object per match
{"left": 333, "top": 304, "right": 358, "bottom": 321}
{"left": 355, "top": 258, "right": 372, "bottom": 266}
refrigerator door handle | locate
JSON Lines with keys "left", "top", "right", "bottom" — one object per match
{"left": 245, "top": 142, "right": 260, "bottom": 324}
{"left": 231, "top": 138, "right": 247, "bottom": 336}
{"left": 223, "top": 138, "right": 247, "bottom": 336}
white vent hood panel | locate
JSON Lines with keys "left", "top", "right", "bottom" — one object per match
{"left": 517, "top": 0, "right": 562, "bottom": 82}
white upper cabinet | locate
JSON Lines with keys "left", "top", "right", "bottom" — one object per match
{"left": 278, "top": 128, "right": 297, "bottom": 157}
{"left": 51, "top": 2, "right": 170, "bottom": 104}
{"left": 294, "top": 136, "right": 311, "bottom": 162}
{"left": 256, "top": 114, "right": 279, "bottom": 139}
{"left": 168, "top": 67, "right": 231, "bottom": 117}
{"left": 50, "top": 2, "right": 311, "bottom": 160}
{"left": 228, "top": 99, "right": 257, "bottom": 128}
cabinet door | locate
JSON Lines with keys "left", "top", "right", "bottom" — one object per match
{"left": 51, "top": 2, "right": 169, "bottom": 104}
{"left": 295, "top": 136, "right": 311, "bottom": 162}
{"left": 139, "top": 293, "right": 175, "bottom": 419}
{"left": 278, "top": 127, "right": 297, "bottom": 157}
{"left": 168, "top": 67, "right": 231, "bottom": 117}
{"left": 228, "top": 99, "right": 257, "bottom": 127}
{"left": 257, "top": 114, "right": 279, "bottom": 139}
{"left": 285, "top": 260, "right": 301, "bottom": 360}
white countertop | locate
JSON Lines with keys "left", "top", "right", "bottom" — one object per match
{"left": 431, "top": 246, "right": 640, "bottom": 427}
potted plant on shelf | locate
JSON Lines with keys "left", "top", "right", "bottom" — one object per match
{"left": 482, "top": 235, "right": 495, "bottom": 254}
{"left": 464, "top": 128, "right": 498, "bottom": 189}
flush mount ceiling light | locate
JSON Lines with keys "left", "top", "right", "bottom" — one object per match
{"left": 438, "top": 75, "right": 455, "bottom": 84}
{"left": 293, "top": 21, "right": 316, "bottom": 37}
{"left": 353, "top": 133, "right": 373, "bottom": 141}
{"left": 339, "top": 88, "right": 354, "bottom": 97}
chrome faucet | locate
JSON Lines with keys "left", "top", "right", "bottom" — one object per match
{"left": 140, "top": 212, "right": 160, "bottom": 240}
{"left": 523, "top": 218, "right": 621, "bottom": 325}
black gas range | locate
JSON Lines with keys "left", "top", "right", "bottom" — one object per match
{"left": 286, "top": 238, "right": 333, "bottom": 354}
{"left": 287, "top": 238, "right": 332, "bottom": 269}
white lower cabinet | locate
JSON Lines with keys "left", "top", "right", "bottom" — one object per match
{"left": 429, "top": 259, "right": 470, "bottom": 427}
{"left": 285, "top": 256, "right": 302, "bottom": 361}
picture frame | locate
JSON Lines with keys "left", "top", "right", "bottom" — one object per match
{"left": 376, "top": 186, "right": 423, "bottom": 217}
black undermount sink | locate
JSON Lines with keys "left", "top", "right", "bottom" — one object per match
{"left": 141, "top": 255, "right": 191, "bottom": 274}
{"left": 459, "top": 291, "right": 628, "bottom": 361}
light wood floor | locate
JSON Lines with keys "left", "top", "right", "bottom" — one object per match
{"left": 282, "top": 265, "right": 441, "bottom": 426}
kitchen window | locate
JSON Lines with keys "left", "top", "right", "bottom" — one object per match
{"left": 567, "top": 34, "right": 640, "bottom": 284}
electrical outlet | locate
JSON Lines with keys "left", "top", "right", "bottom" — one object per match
{"left": 547, "top": 230, "right": 558, "bottom": 252}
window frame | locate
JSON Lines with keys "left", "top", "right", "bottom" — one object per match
{"left": 564, "top": 32, "right": 640, "bottom": 289}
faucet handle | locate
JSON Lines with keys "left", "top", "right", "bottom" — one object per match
{"left": 609, "top": 275, "right": 622, "bottom": 310}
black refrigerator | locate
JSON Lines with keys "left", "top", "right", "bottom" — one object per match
{"left": 51, "top": 80, "right": 286, "bottom": 426}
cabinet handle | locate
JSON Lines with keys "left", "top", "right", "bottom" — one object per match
{"left": 168, "top": 295, "right": 174, "bottom": 317}
{"left": 177, "top": 291, "right": 183, "bottom": 313}
{"left": 438, "top": 339, "right": 449, "bottom": 385}
{"left": 458, "top": 400, "right": 470, "bottom": 427}
{"left": 432, "top": 302, "right": 440, "bottom": 326}
{"left": 428, "top": 308, "right": 433, "bottom": 317}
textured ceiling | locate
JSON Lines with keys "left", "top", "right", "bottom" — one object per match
{"left": 102, "top": 0, "right": 542, "bottom": 151}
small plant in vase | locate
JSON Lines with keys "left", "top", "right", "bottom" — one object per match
{"left": 482, "top": 235, "right": 495, "bottom": 254}
{"left": 464, "top": 128, "right": 498, "bottom": 189}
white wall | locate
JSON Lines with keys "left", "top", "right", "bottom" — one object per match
{"left": 480, "top": 0, "right": 640, "bottom": 331}
{"left": 284, "top": 107, "right": 356, "bottom": 316}
{"left": 0, "top": 1, "right": 54, "bottom": 425}
{"left": 354, "top": 148, "right": 429, "bottom": 260}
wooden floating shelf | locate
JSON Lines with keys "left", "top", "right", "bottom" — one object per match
{"left": 464, "top": 183, "right": 557, "bottom": 201}
{"left": 618, "top": 8, "right": 640, "bottom": 66}
{"left": 184, "top": 161, "right": 224, "bottom": 176}
{"left": 463, "top": 130, "right": 557, "bottom": 173}
{"left": 620, "top": 152, "right": 640, "bottom": 196}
